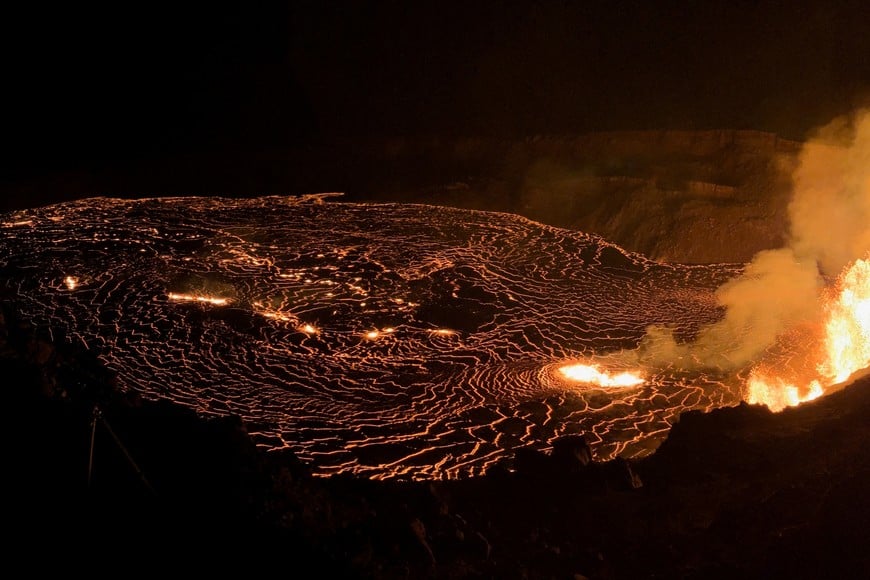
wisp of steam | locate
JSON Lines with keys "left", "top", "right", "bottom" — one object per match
{"left": 635, "top": 109, "right": 870, "bottom": 408}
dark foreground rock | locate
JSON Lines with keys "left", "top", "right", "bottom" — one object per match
{"left": 3, "top": 299, "right": 869, "bottom": 578}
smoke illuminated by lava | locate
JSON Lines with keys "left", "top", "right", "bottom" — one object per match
{"left": 747, "top": 256, "right": 870, "bottom": 411}
{"left": 634, "top": 109, "right": 870, "bottom": 412}
{"left": 743, "top": 111, "right": 870, "bottom": 410}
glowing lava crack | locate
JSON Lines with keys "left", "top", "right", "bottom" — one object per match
{"left": 746, "top": 256, "right": 870, "bottom": 411}
{"left": 1, "top": 195, "right": 746, "bottom": 479}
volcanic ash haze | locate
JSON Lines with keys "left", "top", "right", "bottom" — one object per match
{"left": 638, "top": 109, "right": 870, "bottom": 409}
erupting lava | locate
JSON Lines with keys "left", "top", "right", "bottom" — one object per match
{"left": 168, "top": 292, "right": 231, "bottom": 306}
{"left": 745, "top": 375, "right": 824, "bottom": 413}
{"left": 558, "top": 363, "right": 645, "bottom": 388}
{"left": 819, "top": 258, "right": 870, "bottom": 384}
{"left": 747, "top": 257, "right": 870, "bottom": 411}
{"left": 726, "top": 110, "right": 870, "bottom": 413}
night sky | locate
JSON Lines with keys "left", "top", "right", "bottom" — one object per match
{"left": 2, "top": 1, "right": 869, "bottom": 208}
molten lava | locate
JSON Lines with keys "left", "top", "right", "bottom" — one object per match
{"left": 558, "top": 363, "right": 645, "bottom": 388}
{"left": 300, "top": 323, "right": 319, "bottom": 335}
{"left": 167, "top": 292, "right": 230, "bottom": 306}
{"left": 747, "top": 257, "right": 870, "bottom": 411}
{"left": 745, "top": 375, "right": 824, "bottom": 412}
{"left": 818, "top": 258, "right": 870, "bottom": 384}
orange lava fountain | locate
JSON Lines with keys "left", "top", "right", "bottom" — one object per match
{"left": 747, "top": 257, "right": 870, "bottom": 411}
{"left": 559, "top": 363, "right": 645, "bottom": 388}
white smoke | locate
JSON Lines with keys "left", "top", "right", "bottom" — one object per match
{"left": 789, "top": 110, "right": 870, "bottom": 277}
{"left": 637, "top": 109, "right": 870, "bottom": 371}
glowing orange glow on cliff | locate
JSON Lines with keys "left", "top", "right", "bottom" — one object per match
{"left": 64, "top": 276, "right": 79, "bottom": 290}
{"left": 558, "top": 363, "right": 645, "bottom": 387}
{"left": 747, "top": 257, "right": 870, "bottom": 411}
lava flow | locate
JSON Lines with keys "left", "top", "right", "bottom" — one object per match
{"left": 558, "top": 363, "right": 645, "bottom": 388}
{"left": 168, "top": 292, "right": 231, "bottom": 306}
{"left": 0, "top": 195, "right": 742, "bottom": 479}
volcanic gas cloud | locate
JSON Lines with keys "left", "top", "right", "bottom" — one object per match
{"left": 637, "top": 109, "right": 870, "bottom": 411}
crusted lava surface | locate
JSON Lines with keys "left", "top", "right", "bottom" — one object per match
{"left": 3, "top": 299, "right": 869, "bottom": 578}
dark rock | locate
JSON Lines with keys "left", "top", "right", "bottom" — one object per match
{"left": 25, "top": 338, "right": 55, "bottom": 366}
{"left": 514, "top": 447, "right": 552, "bottom": 477}
{"left": 427, "top": 482, "right": 450, "bottom": 515}
{"left": 605, "top": 457, "right": 643, "bottom": 490}
{"left": 485, "top": 457, "right": 512, "bottom": 479}
{"left": 551, "top": 434, "right": 593, "bottom": 472}
{"left": 409, "top": 517, "right": 436, "bottom": 566}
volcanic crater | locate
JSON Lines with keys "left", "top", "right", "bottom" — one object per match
{"left": 1, "top": 194, "right": 746, "bottom": 479}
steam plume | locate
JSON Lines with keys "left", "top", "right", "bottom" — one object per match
{"left": 789, "top": 110, "right": 870, "bottom": 277}
{"left": 637, "top": 109, "right": 870, "bottom": 371}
